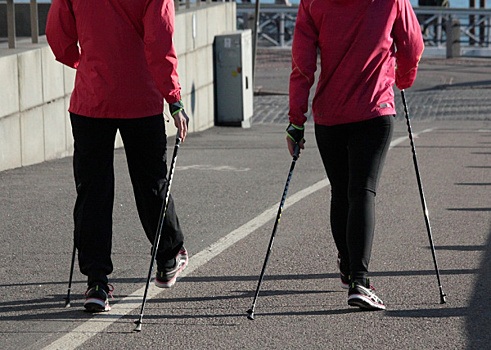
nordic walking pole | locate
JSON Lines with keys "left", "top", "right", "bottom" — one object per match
{"left": 134, "top": 136, "right": 182, "bottom": 332}
{"left": 401, "top": 90, "right": 447, "bottom": 304}
{"left": 247, "top": 143, "right": 301, "bottom": 320}
{"left": 64, "top": 244, "right": 76, "bottom": 307}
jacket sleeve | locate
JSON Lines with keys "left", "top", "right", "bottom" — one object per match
{"left": 393, "top": 0, "right": 424, "bottom": 90}
{"left": 143, "top": 0, "right": 181, "bottom": 104}
{"left": 288, "top": 0, "right": 318, "bottom": 126}
{"left": 46, "top": 0, "right": 80, "bottom": 69}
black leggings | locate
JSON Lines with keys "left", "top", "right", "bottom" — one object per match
{"left": 315, "top": 115, "right": 393, "bottom": 283}
{"left": 70, "top": 113, "right": 184, "bottom": 288}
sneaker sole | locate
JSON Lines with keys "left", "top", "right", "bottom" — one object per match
{"left": 155, "top": 255, "right": 188, "bottom": 288}
{"left": 84, "top": 298, "right": 110, "bottom": 312}
{"left": 348, "top": 294, "right": 386, "bottom": 311}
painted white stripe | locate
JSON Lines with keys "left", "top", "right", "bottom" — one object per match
{"left": 43, "top": 129, "right": 432, "bottom": 349}
{"left": 177, "top": 164, "right": 251, "bottom": 172}
{"left": 43, "top": 179, "right": 330, "bottom": 350}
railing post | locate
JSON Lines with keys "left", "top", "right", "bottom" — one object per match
{"left": 7, "top": 0, "right": 16, "bottom": 49}
{"left": 437, "top": 13, "right": 443, "bottom": 47}
{"left": 279, "top": 12, "right": 285, "bottom": 47}
{"left": 30, "top": 0, "right": 39, "bottom": 44}
{"left": 470, "top": 0, "right": 476, "bottom": 45}
{"left": 252, "top": 0, "right": 260, "bottom": 85}
{"left": 487, "top": 15, "right": 490, "bottom": 47}
{"left": 479, "top": 0, "right": 486, "bottom": 45}
{"left": 175, "top": 0, "right": 179, "bottom": 12}
{"left": 446, "top": 16, "right": 461, "bottom": 58}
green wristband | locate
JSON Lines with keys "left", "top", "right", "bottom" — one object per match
{"left": 286, "top": 123, "right": 305, "bottom": 143}
{"left": 169, "top": 100, "right": 184, "bottom": 116}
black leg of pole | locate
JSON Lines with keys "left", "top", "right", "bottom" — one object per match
{"left": 134, "top": 137, "right": 182, "bottom": 332}
{"left": 64, "top": 244, "right": 77, "bottom": 308}
{"left": 401, "top": 90, "right": 447, "bottom": 304}
{"left": 247, "top": 144, "right": 301, "bottom": 320}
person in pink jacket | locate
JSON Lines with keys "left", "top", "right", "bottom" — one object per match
{"left": 46, "top": 0, "right": 189, "bottom": 312}
{"left": 286, "top": 0, "right": 424, "bottom": 310}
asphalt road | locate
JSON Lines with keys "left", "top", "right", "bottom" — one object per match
{"left": 0, "top": 49, "right": 490, "bottom": 349}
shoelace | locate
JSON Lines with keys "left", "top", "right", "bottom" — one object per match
{"left": 350, "top": 282, "right": 377, "bottom": 291}
{"left": 367, "top": 287, "right": 383, "bottom": 303}
{"left": 84, "top": 283, "right": 115, "bottom": 299}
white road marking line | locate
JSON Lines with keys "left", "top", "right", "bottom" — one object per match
{"left": 43, "top": 129, "right": 431, "bottom": 349}
{"left": 177, "top": 164, "right": 251, "bottom": 172}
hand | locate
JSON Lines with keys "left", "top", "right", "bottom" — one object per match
{"left": 286, "top": 123, "right": 305, "bottom": 157}
{"left": 286, "top": 135, "right": 305, "bottom": 157}
{"left": 172, "top": 109, "right": 189, "bottom": 142}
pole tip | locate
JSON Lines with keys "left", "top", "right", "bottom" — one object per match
{"left": 64, "top": 297, "right": 71, "bottom": 308}
{"left": 246, "top": 309, "right": 255, "bottom": 320}
{"left": 440, "top": 293, "right": 447, "bottom": 304}
{"left": 134, "top": 321, "right": 142, "bottom": 332}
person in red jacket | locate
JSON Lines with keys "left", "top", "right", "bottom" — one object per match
{"left": 286, "top": 0, "right": 424, "bottom": 310}
{"left": 46, "top": 0, "right": 189, "bottom": 312}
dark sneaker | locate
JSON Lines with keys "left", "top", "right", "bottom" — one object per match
{"left": 348, "top": 280, "right": 385, "bottom": 311}
{"left": 337, "top": 253, "right": 350, "bottom": 290}
{"left": 84, "top": 284, "right": 113, "bottom": 312}
{"left": 155, "top": 248, "right": 188, "bottom": 288}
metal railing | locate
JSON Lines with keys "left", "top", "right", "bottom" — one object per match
{"left": 174, "top": 0, "right": 223, "bottom": 11}
{"left": 238, "top": 4, "right": 295, "bottom": 47}
{"left": 417, "top": 7, "right": 490, "bottom": 47}
{"left": 2, "top": 0, "right": 226, "bottom": 49}
{"left": 4, "top": 1, "right": 490, "bottom": 54}
{"left": 237, "top": 4, "right": 491, "bottom": 55}
{"left": 4, "top": 0, "right": 39, "bottom": 48}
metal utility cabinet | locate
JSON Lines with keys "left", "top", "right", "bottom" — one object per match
{"left": 214, "top": 30, "right": 253, "bottom": 128}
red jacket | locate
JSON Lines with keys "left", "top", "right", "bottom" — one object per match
{"left": 46, "top": 0, "right": 181, "bottom": 119}
{"left": 289, "top": 0, "right": 424, "bottom": 126}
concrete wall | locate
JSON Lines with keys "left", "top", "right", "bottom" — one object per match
{"left": 0, "top": 2, "right": 236, "bottom": 172}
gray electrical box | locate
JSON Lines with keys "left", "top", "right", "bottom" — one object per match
{"left": 214, "top": 30, "right": 253, "bottom": 128}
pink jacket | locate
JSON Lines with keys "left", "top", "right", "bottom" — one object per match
{"left": 289, "top": 0, "right": 424, "bottom": 126}
{"left": 46, "top": 0, "right": 181, "bottom": 119}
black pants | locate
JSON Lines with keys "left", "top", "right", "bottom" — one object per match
{"left": 315, "top": 115, "right": 393, "bottom": 283}
{"left": 70, "top": 113, "right": 184, "bottom": 288}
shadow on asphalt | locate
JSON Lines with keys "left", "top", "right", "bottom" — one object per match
{"left": 0, "top": 268, "right": 479, "bottom": 289}
{"left": 447, "top": 208, "right": 491, "bottom": 212}
{"left": 455, "top": 183, "right": 491, "bottom": 186}
{"left": 466, "top": 226, "right": 491, "bottom": 350}
{"left": 0, "top": 301, "right": 95, "bottom": 321}
{"left": 125, "top": 307, "right": 359, "bottom": 321}
{"left": 435, "top": 245, "right": 486, "bottom": 251}
{"left": 149, "top": 289, "right": 333, "bottom": 305}
{"left": 2, "top": 225, "right": 490, "bottom": 347}
{"left": 419, "top": 80, "right": 491, "bottom": 91}
{"left": 0, "top": 269, "right": 479, "bottom": 317}
{"left": 385, "top": 307, "right": 467, "bottom": 318}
